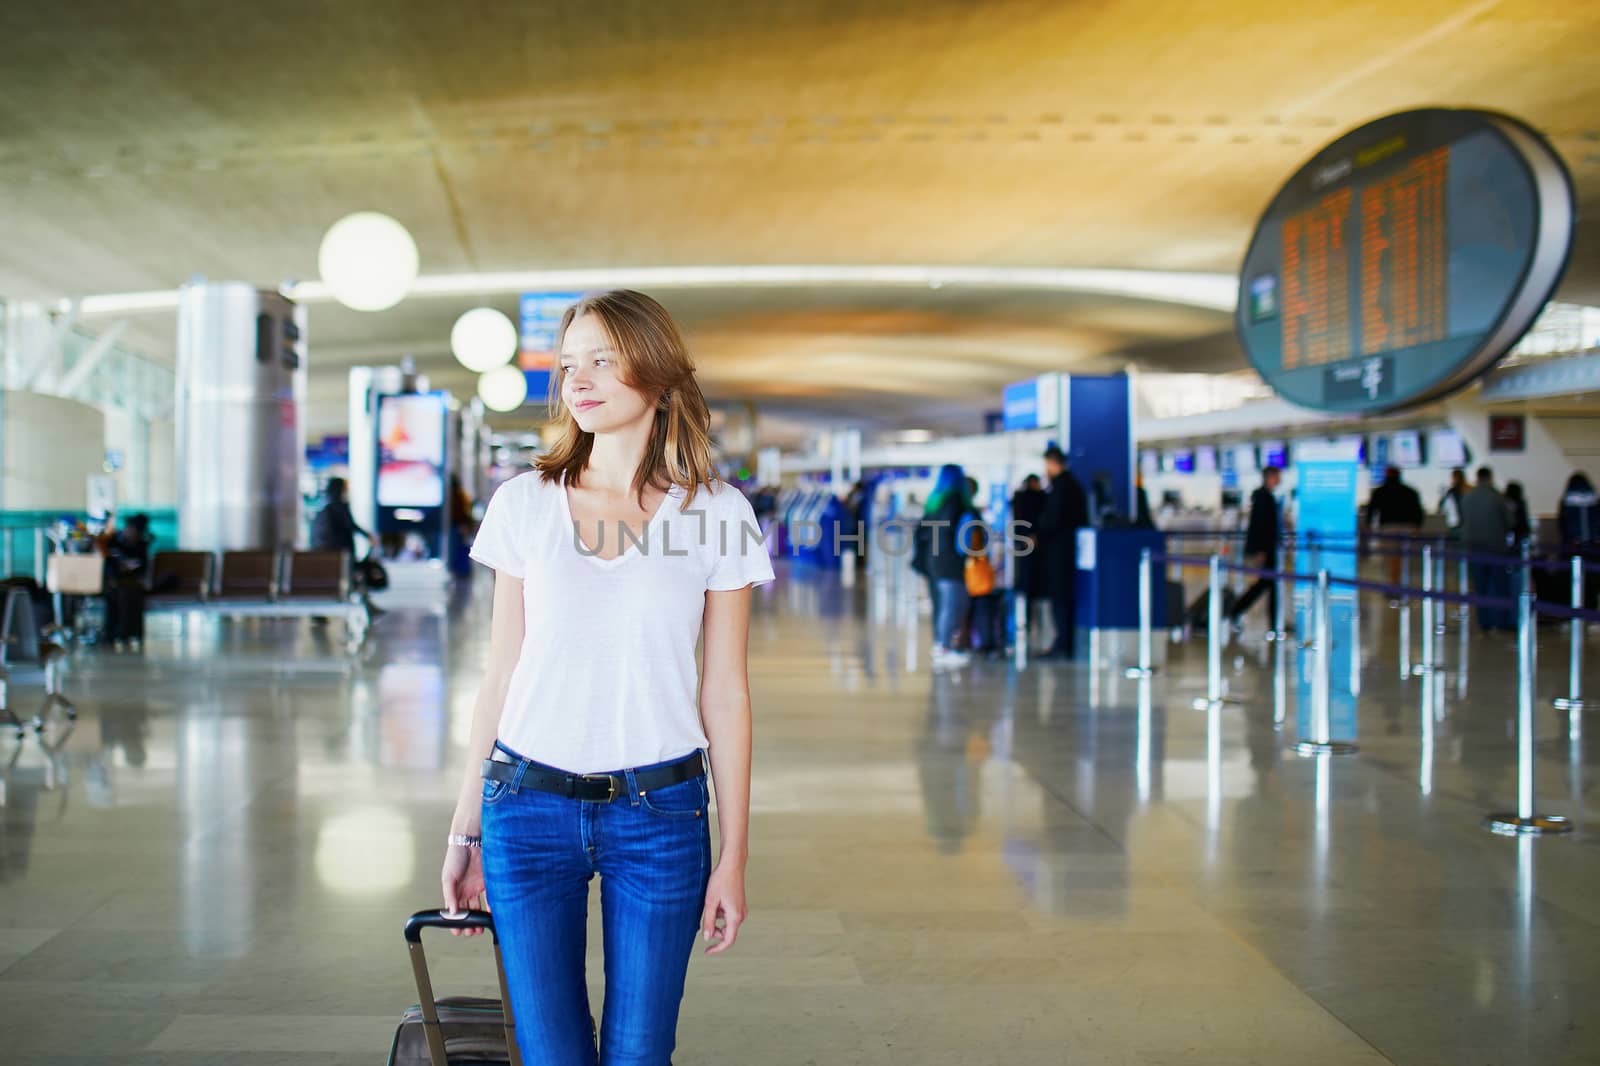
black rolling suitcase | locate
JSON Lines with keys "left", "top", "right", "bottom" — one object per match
{"left": 387, "top": 909, "right": 522, "bottom": 1066}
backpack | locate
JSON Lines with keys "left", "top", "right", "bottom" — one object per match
{"left": 964, "top": 555, "right": 996, "bottom": 597}
{"left": 959, "top": 510, "right": 995, "bottom": 595}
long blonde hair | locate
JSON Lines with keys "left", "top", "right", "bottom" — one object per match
{"left": 534, "top": 290, "right": 717, "bottom": 508}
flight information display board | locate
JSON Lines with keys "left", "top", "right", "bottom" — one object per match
{"left": 1238, "top": 109, "right": 1574, "bottom": 413}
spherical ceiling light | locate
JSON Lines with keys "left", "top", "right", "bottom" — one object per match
{"left": 450, "top": 307, "right": 519, "bottom": 372}
{"left": 477, "top": 365, "right": 528, "bottom": 413}
{"left": 317, "top": 211, "right": 419, "bottom": 312}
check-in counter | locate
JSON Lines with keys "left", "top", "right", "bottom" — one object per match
{"left": 1075, "top": 527, "right": 1167, "bottom": 666}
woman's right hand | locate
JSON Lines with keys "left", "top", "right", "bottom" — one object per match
{"left": 441, "top": 842, "right": 488, "bottom": 937}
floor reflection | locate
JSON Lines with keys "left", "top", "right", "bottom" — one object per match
{"left": 3, "top": 563, "right": 1598, "bottom": 1063}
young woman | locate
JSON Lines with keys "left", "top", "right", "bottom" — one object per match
{"left": 440, "top": 290, "right": 773, "bottom": 1065}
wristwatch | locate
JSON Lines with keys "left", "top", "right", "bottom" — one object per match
{"left": 448, "top": 833, "right": 482, "bottom": 848}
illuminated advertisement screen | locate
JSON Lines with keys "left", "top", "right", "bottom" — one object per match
{"left": 377, "top": 393, "right": 446, "bottom": 508}
{"left": 1237, "top": 109, "right": 1574, "bottom": 413}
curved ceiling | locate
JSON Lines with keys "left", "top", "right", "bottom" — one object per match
{"left": 1, "top": 0, "right": 1597, "bottom": 439}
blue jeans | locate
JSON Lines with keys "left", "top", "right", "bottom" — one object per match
{"left": 1469, "top": 560, "right": 1513, "bottom": 630}
{"left": 481, "top": 741, "right": 713, "bottom": 1065}
{"left": 935, "top": 578, "right": 969, "bottom": 650}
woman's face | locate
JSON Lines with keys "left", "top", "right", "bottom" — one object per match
{"left": 558, "top": 313, "right": 654, "bottom": 435}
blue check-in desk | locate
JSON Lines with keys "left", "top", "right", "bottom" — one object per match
{"left": 1074, "top": 527, "right": 1167, "bottom": 666}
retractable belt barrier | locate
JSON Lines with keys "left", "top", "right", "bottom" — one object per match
{"left": 1137, "top": 549, "right": 1600, "bottom": 833}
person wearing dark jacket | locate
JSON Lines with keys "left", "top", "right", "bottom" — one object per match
{"left": 1038, "top": 446, "right": 1089, "bottom": 659}
{"left": 1440, "top": 468, "right": 1467, "bottom": 536}
{"left": 1011, "top": 474, "right": 1048, "bottom": 597}
{"left": 311, "top": 477, "right": 371, "bottom": 557}
{"left": 1133, "top": 475, "right": 1155, "bottom": 530}
{"left": 1504, "top": 481, "right": 1531, "bottom": 553}
{"left": 311, "top": 477, "right": 384, "bottom": 616}
{"left": 1366, "top": 465, "right": 1424, "bottom": 586}
{"left": 101, "top": 513, "right": 152, "bottom": 652}
{"left": 1560, "top": 472, "right": 1600, "bottom": 550}
{"left": 1228, "top": 466, "right": 1282, "bottom": 631}
{"left": 1460, "top": 466, "right": 1512, "bottom": 631}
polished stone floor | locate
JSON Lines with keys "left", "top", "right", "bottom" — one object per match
{"left": 1, "top": 561, "right": 1596, "bottom": 1064}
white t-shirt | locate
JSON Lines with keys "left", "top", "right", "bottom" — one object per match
{"left": 468, "top": 472, "right": 775, "bottom": 774}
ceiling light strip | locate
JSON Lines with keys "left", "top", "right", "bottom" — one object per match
{"left": 77, "top": 265, "right": 1237, "bottom": 316}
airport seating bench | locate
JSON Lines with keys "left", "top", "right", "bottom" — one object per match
{"left": 143, "top": 549, "right": 370, "bottom": 640}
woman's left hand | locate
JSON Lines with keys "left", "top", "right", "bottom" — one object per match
{"left": 699, "top": 862, "right": 746, "bottom": 955}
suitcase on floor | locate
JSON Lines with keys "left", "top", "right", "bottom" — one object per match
{"left": 388, "top": 909, "right": 522, "bottom": 1066}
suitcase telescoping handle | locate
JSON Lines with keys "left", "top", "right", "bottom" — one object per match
{"left": 404, "top": 909, "right": 522, "bottom": 1066}
{"left": 405, "top": 908, "right": 498, "bottom": 943}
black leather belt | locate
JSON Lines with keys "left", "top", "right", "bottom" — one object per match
{"left": 481, "top": 748, "right": 706, "bottom": 803}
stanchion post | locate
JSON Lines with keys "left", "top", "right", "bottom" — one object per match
{"left": 1435, "top": 549, "right": 1448, "bottom": 636}
{"left": 1414, "top": 545, "right": 1436, "bottom": 676}
{"left": 1013, "top": 592, "right": 1029, "bottom": 669}
{"left": 1553, "top": 555, "right": 1586, "bottom": 711}
{"left": 1192, "top": 554, "right": 1239, "bottom": 709}
{"left": 1519, "top": 540, "right": 1532, "bottom": 600}
{"left": 1457, "top": 556, "right": 1470, "bottom": 622}
{"left": 1296, "top": 569, "right": 1358, "bottom": 756}
{"left": 1125, "top": 548, "right": 1157, "bottom": 678}
{"left": 1486, "top": 585, "right": 1572, "bottom": 835}
{"left": 1399, "top": 590, "right": 1412, "bottom": 680}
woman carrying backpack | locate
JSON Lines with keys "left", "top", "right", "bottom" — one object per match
{"left": 918, "top": 464, "right": 980, "bottom": 668}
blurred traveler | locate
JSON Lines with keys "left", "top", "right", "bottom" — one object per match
{"left": 1559, "top": 472, "right": 1599, "bottom": 550}
{"left": 1010, "top": 474, "right": 1048, "bottom": 644}
{"left": 1460, "top": 466, "right": 1512, "bottom": 631}
{"left": 1440, "top": 467, "right": 1467, "bottom": 535}
{"left": 1133, "top": 474, "right": 1155, "bottom": 530}
{"left": 1038, "top": 445, "right": 1088, "bottom": 659}
{"left": 1366, "top": 465, "right": 1424, "bottom": 586}
{"left": 1503, "top": 481, "right": 1531, "bottom": 554}
{"left": 1228, "top": 466, "right": 1282, "bottom": 632}
{"left": 920, "top": 465, "right": 978, "bottom": 667}
{"left": 312, "top": 476, "right": 382, "bottom": 613}
{"left": 311, "top": 477, "right": 372, "bottom": 561}
{"left": 450, "top": 474, "right": 477, "bottom": 577}
{"left": 99, "top": 513, "right": 152, "bottom": 652}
